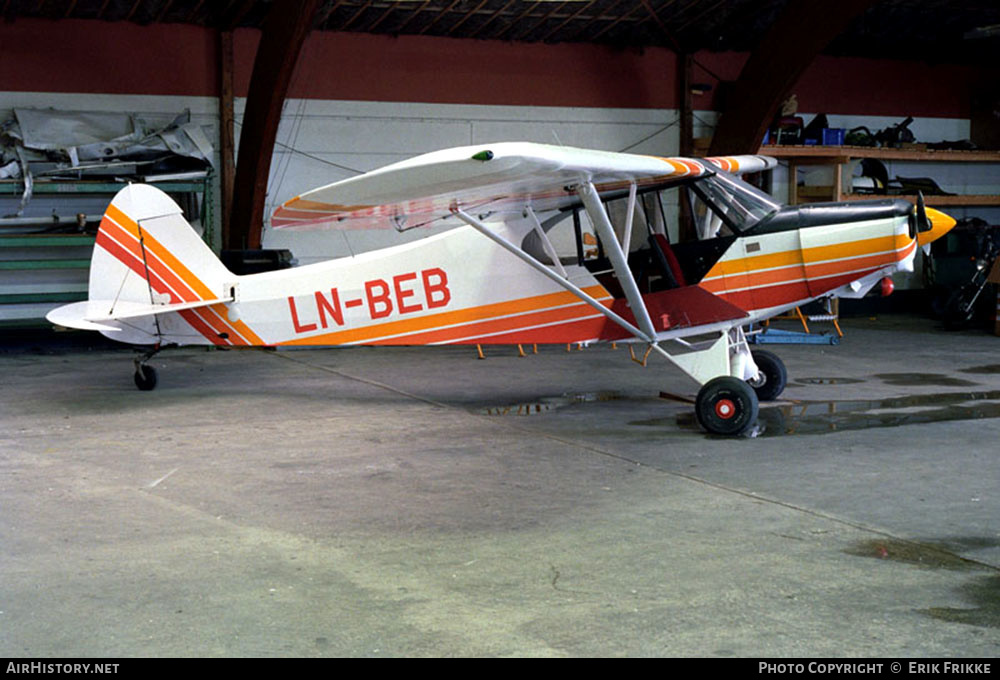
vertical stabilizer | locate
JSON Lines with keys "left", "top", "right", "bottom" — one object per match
{"left": 65, "top": 184, "right": 238, "bottom": 345}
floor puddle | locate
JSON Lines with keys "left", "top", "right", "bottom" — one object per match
{"left": 845, "top": 539, "right": 1000, "bottom": 629}
{"left": 664, "top": 389, "right": 1000, "bottom": 437}
{"left": 960, "top": 364, "right": 1000, "bottom": 375}
{"left": 794, "top": 377, "right": 865, "bottom": 385}
{"left": 873, "top": 373, "right": 979, "bottom": 387}
{"left": 478, "top": 390, "right": 624, "bottom": 416}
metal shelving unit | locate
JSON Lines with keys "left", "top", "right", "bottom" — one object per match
{"left": 760, "top": 145, "right": 1000, "bottom": 206}
{"left": 0, "top": 177, "right": 213, "bottom": 327}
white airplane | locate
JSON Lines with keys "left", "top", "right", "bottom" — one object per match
{"left": 47, "top": 142, "right": 955, "bottom": 435}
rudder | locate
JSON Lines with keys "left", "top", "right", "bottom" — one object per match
{"left": 58, "top": 183, "right": 238, "bottom": 345}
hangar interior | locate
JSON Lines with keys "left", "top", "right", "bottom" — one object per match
{"left": 2, "top": 0, "right": 1000, "bottom": 658}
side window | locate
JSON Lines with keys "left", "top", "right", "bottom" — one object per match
{"left": 588, "top": 189, "right": 676, "bottom": 252}
{"left": 520, "top": 209, "right": 597, "bottom": 265}
{"left": 691, "top": 189, "right": 734, "bottom": 240}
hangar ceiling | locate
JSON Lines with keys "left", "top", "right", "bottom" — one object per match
{"left": 5, "top": 0, "right": 996, "bottom": 249}
{"left": 3, "top": 0, "right": 1000, "bottom": 65}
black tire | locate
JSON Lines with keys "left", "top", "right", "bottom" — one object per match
{"left": 134, "top": 364, "right": 158, "bottom": 391}
{"left": 748, "top": 350, "right": 787, "bottom": 401}
{"left": 695, "top": 376, "right": 759, "bottom": 436}
{"left": 942, "top": 287, "right": 976, "bottom": 330}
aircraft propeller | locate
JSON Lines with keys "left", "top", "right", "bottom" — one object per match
{"left": 911, "top": 191, "right": 931, "bottom": 239}
{"left": 912, "top": 191, "right": 957, "bottom": 255}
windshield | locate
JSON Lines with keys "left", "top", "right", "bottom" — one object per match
{"left": 690, "top": 171, "right": 780, "bottom": 236}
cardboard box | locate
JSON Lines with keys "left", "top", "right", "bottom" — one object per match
{"left": 989, "top": 258, "right": 1000, "bottom": 284}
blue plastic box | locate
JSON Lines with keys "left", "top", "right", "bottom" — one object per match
{"left": 822, "top": 128, "right": 845, "bottom": 145}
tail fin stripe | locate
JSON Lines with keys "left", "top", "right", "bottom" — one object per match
{"left": 98, "top": 218, "right": 245, "bottom": 345}
{"left": 102, "top": 209, "right": 258, "bottom": 345}
{"left": 100, "top": 215, "right": 199, "bottom": 304}
{"left": 205, "top": 303, "right": 266, "bottom": 345}
{"left": 95, "top": 229, "right": 229, "bottom": 345}
{"left": 177, "top": 309, "right": 233, "bottom": 346}
{"left": 118, "top": 222, "right": 265, "bottom": 345}
{"left": 104, "top": 207, "right": 211, "bottom": 302}
{"left": 118, "top": 222, "right": 262, "bottom": 346}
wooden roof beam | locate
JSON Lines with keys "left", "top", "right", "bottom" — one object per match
{"left": 509, "top": 0, "right": 564, "bottom": 42}
{"left": 540, "top": 0, "right": 599, "bottom": 42}
{"left": 392, "top": 0, "right": 433, "bottom": 34}
{"left": 708, "top": 0, "right": 879, "bottom": 156}
{"left": 467, "top": 0, "right": 517, "bottom": 39}
{"left": 494, "top": 0, "right": 544, "bottom": 40}
{"left": 443, "top": 0, "right": 491, "bottom": 37}
{"left": 337, "top": 0, "right": 375, "bottom": 31}
{"left": 418, "top": 0, "right": 463, "bottom": 35}
{"left": 229, "top": 0, "right": 322, "bottom": 250}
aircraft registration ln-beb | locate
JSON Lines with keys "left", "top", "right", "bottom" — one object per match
{"left": 47, "top": 142, "right": 956, "bottom": 436}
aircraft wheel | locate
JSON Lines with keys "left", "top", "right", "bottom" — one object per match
{"left": 748, "top": 350, "right": 787, "bottom": 401}
{"left": 695, "top": 376, "right": 759, "bottom": 436}
{"left": 134, "top": 364, "right": 158, "bottom": 391}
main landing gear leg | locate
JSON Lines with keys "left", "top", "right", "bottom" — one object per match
{"left": 133, "top": 344, "right": 161, "bottom": 391}
{"left": 675, "top": 329, "right": 785, "bottom": 436}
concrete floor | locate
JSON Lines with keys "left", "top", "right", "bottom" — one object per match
{"left": 1, "top": 316, "right": 999, "bottom": 657}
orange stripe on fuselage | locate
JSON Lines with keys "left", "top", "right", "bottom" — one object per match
{"left": 705, "top": 240, "right": 916, "bottom": 310}
{"left": 368, "top": 301, "right": 604, "bottom": 346}
{"left": 703, "top": 232, "right": 912, "bottom": 285}
{"left": 702, "top": 240, "right": 915, "bottom": 294}
{"left": 280, "top": 285, "right": 612, "bottom": 346}
{"left": 279, "top": 198, "right": 371, "bottom": 213}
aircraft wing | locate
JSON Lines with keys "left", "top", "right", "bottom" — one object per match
{"left": 271, "top": 142, "right": 775, "bottom": 232}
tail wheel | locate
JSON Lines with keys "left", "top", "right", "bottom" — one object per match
{"left": 695, "top": 376, "right": 759, "bottom": 436}
{"left": 747, "top": 350, "right": 787, "bottom": 401}
{"left": 134, "top": 364, "right": 158, "bottom": 391}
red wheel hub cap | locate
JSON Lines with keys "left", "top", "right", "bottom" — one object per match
{"left": 715, "top": 398, "right": 736, "bottom": 419}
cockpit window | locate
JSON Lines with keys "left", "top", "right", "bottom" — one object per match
{"left": 689, "top": 171, "right": 780, "bottom": 237}
{"left": 520, "top": 170, "right": 780, "bottom": 263}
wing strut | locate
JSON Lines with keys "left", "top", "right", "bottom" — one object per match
{"left": 450, "top": 206, "right": 651, "bottom": 342}
{"left": 451, "top": 202, "right": 756, "bottom": 389}
{"left": 524, "top": 206, "right": 568, "bottom": 279}
{"left": 576, "top": 181, "right": 658, "bottom": 341}
{"left": 620, "top": 181, "right": 637, "bottom": 254}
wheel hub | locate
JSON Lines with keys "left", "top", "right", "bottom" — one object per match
{"left": 715, "top": 398, "right": 736, "bottom": 419}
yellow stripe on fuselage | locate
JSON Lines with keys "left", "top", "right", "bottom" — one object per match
{"left": 704, "top": 232, "right": 911, "bottom": 281}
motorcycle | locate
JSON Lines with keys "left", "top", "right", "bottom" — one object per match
{"left": 936, "top": 222, "right": 1000, "bottom": 330}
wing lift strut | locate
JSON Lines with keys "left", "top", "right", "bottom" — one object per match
{"left": 451, "top": 180, "right": 765, "bottom": 435}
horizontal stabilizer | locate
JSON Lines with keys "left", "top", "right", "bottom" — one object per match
{"left": 46, "top": 297, "right": 232, "bottom": 331}
{"left": 46, "top": 302, "right": 123, "bottom": 331}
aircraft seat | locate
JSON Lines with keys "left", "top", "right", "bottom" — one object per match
{"left": 650, "top": 234, "right": 687, "bottom": 289}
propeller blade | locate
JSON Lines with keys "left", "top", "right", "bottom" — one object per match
{"left": 916, "top": 191, "right": 932, "bottom": 233}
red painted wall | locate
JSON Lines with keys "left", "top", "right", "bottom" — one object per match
{"left": 0, "top": 19, "right": 217, "bottom": 96}
{"left": 0, "top": 17, "right": 987, "bottom": 119}
{"left": 797, "top": 55, "right": 978, "bottom": 119}
{"left": 235, "top": 27, "right": 681, "bottom": 109}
